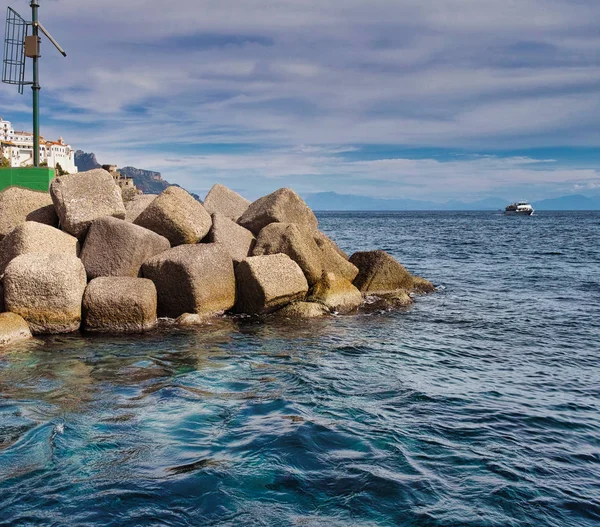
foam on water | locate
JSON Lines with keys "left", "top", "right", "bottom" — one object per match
{"left": 0, "top": 211, "right": 599, "bottom": 526}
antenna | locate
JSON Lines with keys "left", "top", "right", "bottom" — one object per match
{"left": 2, "top": 1, "right": 67, "bottom": 167}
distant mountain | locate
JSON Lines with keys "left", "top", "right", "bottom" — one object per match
{"left": 305, "top": 192, "right": 600, "bottom": 211}
{"left": 74, "top": 150, "right": 101, "bottom": 172}
{"left": 74, "top": 151, "right": 200, "bottom": 200}
{"left": 118, "top": 166, "right": 172, "bottom": 195}
{"left": 304, "top": 192, "right": 507, "bottom": 211}
{"left": 533, "top": 195, "right": 600, "bottom": 210}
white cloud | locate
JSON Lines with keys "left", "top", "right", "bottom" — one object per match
{"left": 2, "top": 0, "right": 599, "bottom": 198}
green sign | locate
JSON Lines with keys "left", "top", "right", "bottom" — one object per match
{"left": 0, "top": 167, "right": 56, "bottom": 192}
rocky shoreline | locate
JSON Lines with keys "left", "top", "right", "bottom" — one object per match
{"left": 0, "top": 169, "right": 434, "bottom": 347}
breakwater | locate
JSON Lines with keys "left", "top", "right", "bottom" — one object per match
{"left": 0, "top": 170, "right": 433, "bottom": 345}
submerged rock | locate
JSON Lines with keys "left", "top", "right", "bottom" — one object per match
{"left": 124, "top": 194, "right": 157, "bottom": 223}
{"left": 206, "top": 213, "right": 255, "bottom": 263}
{"left": 361, "top": 291, "right": 413, "bottom": 312}
{"left": 3, "top": 253, "right": 87, "bottom": 334}
{"left": 83, "top": 277, "right": 157, "bottom": 333}
{"left": 273, "top": 301, "right": 330, "bottom": 319}
{"left": 0, "top": 312, "right": 32, "bottom": 346}
{"left": 81, "top": 216, "right": 170, "bottom": 279}
{"left": 50, "top": 168, "right": 126, "bottom": 238}
{"left": 175, "top": 313, "right": 215, "bottom": 326}
{"left": 234, "top": 254, "right": 308, "bottom": 314}
{"left": 308, "top": 272, "right": 362, "bottom": 313}
{"left": 203, "top": 183, "right": 251, "bottom": 221}
{"left": 142, "top": 243, "right": 235, "bottom": 318}
{"left": 253, "top": 222, "right": 323, "bottom": 285}
{"left": 238, "top": 188, "right": 318, "bottom": 235}
{"left": 134, "top": 186, "right": 211, "bottom": 246}
{"left": 0, "top": 187, "right": 58, "bottom": 240}
{"left": 0, "top": 222, "right": 79, "bottom": 276}
{"left": 350, "top": 250, "right": 414, "bottom": 295}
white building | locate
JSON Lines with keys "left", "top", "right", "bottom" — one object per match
{"left": 0, "top": 117, "right": 15, "bottom": 142}
{"left": 0, "top": 117, "right": 77, "bottom": 173}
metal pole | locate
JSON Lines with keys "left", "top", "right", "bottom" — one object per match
{"left": 31, "top": 0, "right": 40, "bottom": 167}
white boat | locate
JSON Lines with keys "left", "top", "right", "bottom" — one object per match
{"left": 504, "top": 200, "right": 534, "bottom": 216}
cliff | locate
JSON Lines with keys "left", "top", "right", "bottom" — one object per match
{"left": 74, "top": 151, "right": 199, "bottom": 200}
{"left": 74, "top": 150, "right": 101, "bottom": 172}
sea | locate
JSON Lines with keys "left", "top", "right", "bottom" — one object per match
{"left": 0, "top": 211, "right": 598, "bottom": 527}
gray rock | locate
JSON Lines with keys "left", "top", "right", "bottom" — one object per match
{"left": 81, "top": 216, "right": 170, "bottom": 279}
{"left": 252, "top": 222, "right": 323, "bottom": 285}
{"left": 0, "top": 312, "right": 32, "bottom": 347}
{"left": 203, "top": 183, "right": 251, "bottom": 221}
{"left": 0, "top": 222, "right": 79, "bottom": 275}
{"left": 0, "top": 187, "right": 58, "bottom": 240}
{"left": 124, "top": 194, "right": 157, "bottom": 223}
{"left": 238, "top": 188, "right": 318, "bottom": 235}
{"left": 83, "top": 277, "right": 158, "bottom": 333}
{"left": 314, "top": 231, "right": 349, "bottom": 259}
{"left": 142, "top": 243, "right": 235, "bottom": 318}
{"left": 273, "top": 301, "right": 330, "bottom": 319}
{"left": 50, "top": 169, "right": 126, "bottom": 238}
{"left": 234, "top": 254, "right": 308, "bottom": 314}
{"left": 206, "top": 213, "right": 255, "bottom": 263}
{"left": 0, "top": 282, "right": 4, "bottom": 312}
{"left": 3, "top": 253, "right": 87, "bottom": 334}
{"left": 308, "top": 272, "right": 362, "bottom": 313}
{"left": 134, "top": 186, "right": 211, "bottom": 246}
{"left": 313, "top": 232, "right": 358, "bottom": 282}
{"left": 349, "top": 250, "right": 414, "bottom": 295}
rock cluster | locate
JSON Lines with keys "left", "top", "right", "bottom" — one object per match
{"left": 0, "top": 172, "right": 434, "bottom": 344}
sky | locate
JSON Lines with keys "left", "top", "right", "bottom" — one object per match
{"left": 1, "top": 0, "right": 599, "bottom": 202}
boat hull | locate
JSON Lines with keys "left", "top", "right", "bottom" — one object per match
{"left": 504, "top": 210, "right": 534, "bottom": 216}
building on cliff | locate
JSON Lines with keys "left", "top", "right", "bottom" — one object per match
{"left": 0, "top": 117, "right": 78, "bottom": 174}
{"left": 102, "top": 164, "right": 138, "bottom": 197}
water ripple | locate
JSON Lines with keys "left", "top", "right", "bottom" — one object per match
{"left": 0, "top": 211, "right": 599, "bottom": 526}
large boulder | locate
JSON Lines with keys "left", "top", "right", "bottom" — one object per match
{"left": 314, "top": 231, "right": 349, "bottom": 259}
{"left": 50, "top": 169, "right": 126, "bottom": 238}
{"left": 134, "top": 186, "right": 211, "bottom": 246}
{"left": 273, "top": 301, "right": 330, "bottom": 319}
{"left": 206, "top": 213, "right": 255, "bottom": 263}
{"left": 234, "top": 254, "right": 308, "bottom": 314}
{"left": 313, "top": 231, "right": 358, "bottom": 282}
{"left": 82, "top": 277, "right": 157, "bottom": 333}
{"left": 142, "top": 243, "right": 235, "bottom": 318}
{"left": 0, "top": 222, "right": 79, "bottom": 275}
{"left": 349, "top": 250, "right": 414, "bottom": 295}
{"left": 203, "top": 183, "right": 251, "bottom": 221}
{"left": 81, "top": 216, "right": 170, "bottom": 279}
{"left": 0, "top": 187, "right": 58, "bottom": 240}
{"left": 0, "top": 313, "right": 32, "bottom": 347}
{"left": 3, "top": 253, "right": 87, "bottom": 334}
{"left": 252, "top": 223, "right": 323, "bottom": 285}
{"left": 238, "top": 188, "right": 318, "bottom": 235}
{"left": 124, "top": 194, "right": 157, "bottom": 223}
{"left": 0, "top": 282, "right": 4, "bottom": 312}
{"left": 308, "top": 272, "right": 362, "bottom": 313}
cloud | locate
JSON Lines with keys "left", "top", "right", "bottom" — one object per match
{"left": 1, "top": 0, "right": 599, "bottom": 199}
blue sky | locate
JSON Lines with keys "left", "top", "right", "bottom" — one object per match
{"left": 1, "top": 0, "right": 599, "bottom": 202}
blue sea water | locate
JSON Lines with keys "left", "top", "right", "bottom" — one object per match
{"left": 0, "top": 211, "right": 599, "bottom": 527}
